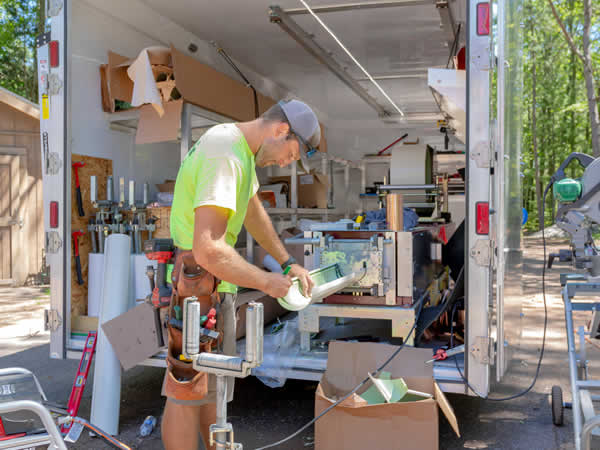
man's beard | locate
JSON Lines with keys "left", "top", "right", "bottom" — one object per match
{"left": 255, "top": 144, "right": 274, "bottom": 168}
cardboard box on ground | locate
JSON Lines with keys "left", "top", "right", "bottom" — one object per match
{"left": 315, "top": 341, "right": 459, "bottom": 450}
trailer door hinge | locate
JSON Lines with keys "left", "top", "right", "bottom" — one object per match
{"left": 48, "top": 74, "right": 62, "bottom": 96}
{"left": 36, "top": 32, "right": 52, "bottom": 48}
{"left": 44, "top": 309, "right": 62, "bottom": 332}
{"left": 46, "top": 231, "right": 62, "bottom": 254}
{"left": 471, "top": 141, "right": 490, "bottom": 168}
{"left": 47, "top": 0, "right": 63, "bottom": 17}
{"left": 47, "top": 152, "right": 62, "bottom": 175}
{"left": 470, "top": 336, "right": 491, "bottom": 364}
{"left": 470, "top": 239, "right": 492, "bottom": 266}
{"left": 470, "top": 38, "right": 491, "bottom": 71}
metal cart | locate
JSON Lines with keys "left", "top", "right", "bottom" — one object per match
{"left": 552, "top": 274, "right": 600, "bottom": 450}
{"left": 0, "top": 367, "right": 130, "bottom": 449}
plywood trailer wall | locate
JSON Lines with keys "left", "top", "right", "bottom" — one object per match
{"left": 70, "top": 154, "right": 113, "bottom": 325}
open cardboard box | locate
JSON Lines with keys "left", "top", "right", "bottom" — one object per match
{"left": 101, "top": 45, "right": 275, "bottom": 145}
{"left": 100, "top": 45, "right": 328, "bottom": 149}
{"left": 268, "top": 171, "right": 329, "bottom": 209}
{"left": 315, "top": 341, "right": 459, "bottom": 450}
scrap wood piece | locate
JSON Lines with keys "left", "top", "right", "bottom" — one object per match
{"left": 338, "top": 393, "right": 368, "bottom": 408}
{"left": 152, "top": 65, "right": 174, "bottom": 79}
{"left": 157, "top": 80, "right": 177, "bottom": 103}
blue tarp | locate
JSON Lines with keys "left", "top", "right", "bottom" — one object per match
{"left": 363, "top": 207, "right": 418, "bottom": 231}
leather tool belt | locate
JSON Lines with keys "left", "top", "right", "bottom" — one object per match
{"left": 163, "top": 249, "right": 221, "bottom": 400}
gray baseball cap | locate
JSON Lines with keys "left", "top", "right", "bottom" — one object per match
{"left": 278, "top": 100, "right": 321, "bottom": 173}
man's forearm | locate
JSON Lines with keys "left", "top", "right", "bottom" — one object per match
{"left": 244, "top": 197, "right": 290, "bottom": 265}
{"left": 193, "top": 240, "right": 269, "bottom": 291}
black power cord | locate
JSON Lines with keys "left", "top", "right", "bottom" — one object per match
{"left": 254, "top": 291, "right": 427, "bottom": 450}
{"left": 450, "top": 183, "right": 552, "bottom": 401}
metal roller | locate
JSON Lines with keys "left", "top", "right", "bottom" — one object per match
{"left": 378, "top": 184, "right": 436, "bottom": 191}
{"left": 245, "top": 302, "right": 264, "bottom": 366}
{"left": 196, "top": 354, "right": 244, "bottom": 372}
{"left": 183, "top": 297, "right": 201, "bottom": 358}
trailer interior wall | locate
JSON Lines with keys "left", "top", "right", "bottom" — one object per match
{"left": 71, "top": 1, "right": 181, "bottom": 198}
{"left": 326, "top": 126, "right": 446, "bottom": 213}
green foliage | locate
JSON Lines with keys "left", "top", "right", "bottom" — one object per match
{"left": 521, "top": 0, "right": 599, "bottom": 231}
{"left": 0, "top": 0, "right": 43, "bottom": 102}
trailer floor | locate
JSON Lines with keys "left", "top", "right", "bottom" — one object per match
{"left": 0, "top": 237, "right": 597, "bottom": 449}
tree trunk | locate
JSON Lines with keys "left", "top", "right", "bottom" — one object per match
{"left": 549, "top": 109, "right": 556, "bottom": 221}
{"left": 32, "top": 0, "right": 46, "bottom": 102}
{"left": 548, "top": 0, "right": 599, "bottom": 156}
{"left": 582, "top": 0, "right": 600, "bottom": 157}
{"left": 568, "top": 0, "right": 576, "bottom": 156}
{"left": 532, "top": 51, "right": 543, "bottom": 230}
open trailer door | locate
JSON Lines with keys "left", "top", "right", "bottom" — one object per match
{"left": 38, "top": 0, "right": 69, "bottom": 360}
{"left": 492, "top": 0, "right": 524, "bottom": 382}
{"left": 465, "top": 0, "right": 494, "bottom": 397}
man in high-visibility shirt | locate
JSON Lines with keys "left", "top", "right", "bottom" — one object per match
{"left": 162, "top": 99, "right": 319, "bottom": 450}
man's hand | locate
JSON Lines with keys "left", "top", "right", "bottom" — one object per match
{"left": 262, "top": 272, "right": 293, "bottom": 299}
{"left": 287, "top": 264, "right": 314, "bottom": 297}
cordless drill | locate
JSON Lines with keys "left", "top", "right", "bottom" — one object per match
{"left": 144, "top": 238, "right": 174, "bottom": 308}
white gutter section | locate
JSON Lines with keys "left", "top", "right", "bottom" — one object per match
{"left": 428, "top": 68, "right": 466, "bottom": 142}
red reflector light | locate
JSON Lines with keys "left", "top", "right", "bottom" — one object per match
{"left": 49, "top": 41, "right": 59, "bottom": 67}
{"left": 477, "top": 3, "right": 490, "bottom": 35}
{"left": 476, "top": 202, "right": 489, "bottom": 234}
{"left": 50, "top": 201, "right": 59, "bottom": 228}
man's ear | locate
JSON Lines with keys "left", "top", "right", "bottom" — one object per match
{"left": 275, "top": 121, "right": 290, "bottom": 138}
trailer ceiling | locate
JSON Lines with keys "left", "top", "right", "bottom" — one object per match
{"left": 131, "top": 1, "right": 463, "bottom": 135}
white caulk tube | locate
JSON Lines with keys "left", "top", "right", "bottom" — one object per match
{"left": 90, "top": 176, "right": 97, "bottom": 205}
